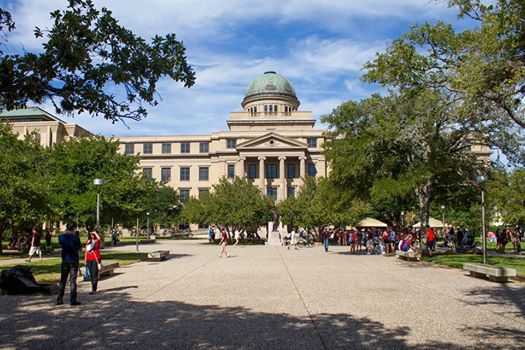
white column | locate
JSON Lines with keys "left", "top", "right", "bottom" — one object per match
{"left": 258, "top": 156, "right": 266, "bottom": 189}
{"left": 299, "top": 156, "right": 306, "bottom": 179}
{"left": 279, "top": 156, "right": 286, "bottom": 200}
{"left": 238, "top": 156, "right": 246, "bottom": 178}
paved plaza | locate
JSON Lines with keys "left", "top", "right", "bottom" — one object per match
{"left": 0, "top": 239, "right": 524, "bottom": 349}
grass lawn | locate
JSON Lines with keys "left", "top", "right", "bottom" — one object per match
{"left": 0, "top": 251, "right": 148, "bottom": 284}
{"left": 421, "top": 253, "right": 525, "bottom": 276}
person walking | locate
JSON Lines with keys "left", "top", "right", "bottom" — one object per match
{"left": 219, "top": 228, "right": 230, "bottom": 258}
{"left": 322, "top": 228, "right": 330, "bottom": 252}
{"left": 233, "top": 229, "right": 241, "bottom": 247}
{"left": 57, "top": 221, "right": 82, "bottom": 306}
{"left": 26, "top": 227, "right": 43, "bottom": 262}
{"left": 287, "top": 229, "right": 297, "bottom": 250}
{"left": 85, "top": 230, "right": 102, "bottom": 295}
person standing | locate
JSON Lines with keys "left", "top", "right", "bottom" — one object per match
{"left": 57, "top": 221, "right": 82, "bottom": 306}
{"left": 85, "top": 230, "right": 102, "bottom": 295}
{"left": 44, "top": 229, "right": 52, "bottom": 252}
{"left": 426, "top": 225, "right": 436, "bottom": 256}
{"left": 219, "top": 228, "right": 230, "bottom": 258}
{"left": 26, "top": 227, "right": 43, "bottom": 262}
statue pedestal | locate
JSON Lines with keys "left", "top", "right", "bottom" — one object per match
{"left": 267, "top": 231, "right": 281, "bottom": 246}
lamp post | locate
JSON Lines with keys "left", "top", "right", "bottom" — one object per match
{"left": 146, "top": 212, "right": 150, "bottom": 237}
{"left": 441, "top": 205, "right": 446, "bottom": 237}
{"left": 476, "top": 175, "right": 487, "bottom": 264}
{"left": 93, "top": 179, "right": 104, "bottom": 228}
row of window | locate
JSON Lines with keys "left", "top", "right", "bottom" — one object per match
{"left": 124, "top": 137, "right": 316, "bottom": 154}
{"left": 178, "top": 186, "right": 295, "bottom": 201}
{"left": 143, "top": 163, "right": 317, "bottom": 183}
{"left": 247, "top": 105, "right": 297, "bottom": 116}
{"left": 125, "top": 142, "right": 210, "bottom": 155}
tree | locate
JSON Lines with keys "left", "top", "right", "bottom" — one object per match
{"left": 145, "top": 185, "right": 183, "bottom": 229}
{"left": 0, "top": 0, "right": 195, "bottom": 122}
{"left": 182, "top": 177, "right": 273, "bottom": 234}
{"left": 277, "top": 177, "right": 370, "bottom": 239}
{"left": 49, "top": 135, "right": 151, "bottom": 228}
{"left": 488, "top": 168, "right": 525, "bottom": 226}
{"left": 362, "top": 0, "right": 524, "bottom": 163}
{"left": 0, "top": 124, "right": 52, "bottom": 253}
{"left": 322, "top": 91, "right": 484, "bottom": 230}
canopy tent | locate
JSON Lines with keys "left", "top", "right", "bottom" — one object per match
{"left": 412, "top": 217, "right": 446, "bottom": 228}
{"left": 357, "top": 217, "right": 388, "bottom": 228}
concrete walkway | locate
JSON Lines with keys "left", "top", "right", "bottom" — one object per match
{"left": 0, "top": 239, "right": 523, "bottom": 349}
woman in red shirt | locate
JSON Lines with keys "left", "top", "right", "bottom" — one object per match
{"left": 85, "top": 230, "right": 102, "bottom": 294}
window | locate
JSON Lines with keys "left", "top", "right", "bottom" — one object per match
{"left": 266, "top": 164, "right": 278, "bottom": 179}
{"left": 34, "top": 133, "right": 41, "bottom": 141}
{"left": 180, "top": 167, "right": 190, "bottom": 181}
{"left": 179, "top": 189, "right": 190, "bottom": 200}
{"left": 180, "top": 142, "right": 190, "bottom": 153}
{"left": 227, "top": 164, "right": 235, "bottom": 179}
{"left": 143, "top": 167, "right": 153, "bottom": 180}
{"left": 287, "top": 186, "right": 295, "bottom": 198}
{"left": 264, "top": 105, "right": 268, "bottom": 114}
{"left": 198, "top": 188, "right": 209, "bottom": 198}
{"left": 287, "top": 163, "right": 296, "bottom": 179}
{"left": 143, "top": 143, "right": 153, "bottom": 154}
{"left": 307, "top": 138, "right": 317, "bottom": 148}
{"left": 308, "top": 163, "right": 317, "bottom": 177}
{"left": 199, "top": 142, "right": 209, "bottom": 153}
{"left": 125, "top": 144, "right": 134, "bottom": 154}
{"left": 162, "top": 143, "right": 171, "bottom": 154}
{"left": 248, "top": 164, "right": 257, "bottom": 179}
{"left": 267, "top": 187, "right": 277, "bottom": 201}
{"left": 161, "top": 167, "right": 171, "bottom": 183}
{"left": 199, "top": 167, "right": 209, "bottom": 181}
{"left": 226, "top": 138, "right": 236, "bottom": 149}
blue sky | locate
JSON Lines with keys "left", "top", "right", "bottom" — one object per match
{"left": 1, "top": 0, "right": 467, "bottom": 137}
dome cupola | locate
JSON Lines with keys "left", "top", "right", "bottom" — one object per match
{"left": 242, "top": 71, "right": 300, "bottom": 110}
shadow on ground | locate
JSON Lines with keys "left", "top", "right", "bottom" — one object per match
{"left": 1, "top": 288, "right": 524, "bottom": 350}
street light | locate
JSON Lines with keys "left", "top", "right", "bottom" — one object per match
{"left": 146, "top": 212, "right": 150, "bottom": 237}
{"left": 441, "top": 205, "right": 446, "bottom": 237}
{"left": 476, "top": 175, "right": 487, "bottom": 264}
{"left": 93, "top": 178, "right": 104, "bottom": 228}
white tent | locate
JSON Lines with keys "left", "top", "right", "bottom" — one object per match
{"left": 357, "top": 217, "right": 388, "bottom": 228}
{"left": 412, "top": 217, "right": 445, "bottom": 228}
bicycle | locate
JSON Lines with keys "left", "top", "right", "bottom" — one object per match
{"left": 297, "top": 238, "right": 314, "bottom": 248}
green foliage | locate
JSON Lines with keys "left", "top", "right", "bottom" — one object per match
{"left": 0, "top": 124, "right": 53, "bottom": 253}
{"left": 0, "top": 0, "right": 195, "bottom": 122}
{"left": 145, "top": 185, "right": 183, "bottom": 228}
{"left": 48, "top": 136, "right": 152, "bottom": 227}
{"left": 182, "top": 177, "right": 273, "bottom": 232}
{"left": 488, "top": 169, "right": 525, "bottom": 226}
{"left": 277, "top": 177, "right": 370, "bottom": 238}
{"left": 322, "top": 90, "right": 483, "bottom": 228}
{"left": 362, "top": 0, "right": 524, "bottom": 163}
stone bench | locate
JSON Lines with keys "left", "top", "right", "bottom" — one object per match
{"left": 148, "top": 250, "right": 169, "bottom": 261}
{"left": 463, "top": 263, "right": 517, "bottom": 283}
{"left": 396, "top": 251, "right": 419, "bottom": 261}
{"left": 99, "top": 262, "right": 120, "bottom": 277}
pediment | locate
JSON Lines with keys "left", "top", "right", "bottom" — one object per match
{"left": 237, "top": 132, "right": 307, "bottom": 150}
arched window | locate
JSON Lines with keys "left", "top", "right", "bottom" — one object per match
{"left": 274, "top": 105, "right": 277, "bottom": 114}
{"left": 264, "top": 105, "right": 268, "bottom": 115}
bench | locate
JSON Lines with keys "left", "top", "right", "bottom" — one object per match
{"left": 463, "top": 263, "right": 517, "bottom": 283}
{"left": 148, "top": 250, "right": 169, "bottom": 261}
{"left": 99, "top": 262, "right": 120, "bottom": 277}
{"left": 396, "top": 251, "right": 419, "bottom": 261}
{"left": 139, "top": 239, "right": 155, "bottom": 244}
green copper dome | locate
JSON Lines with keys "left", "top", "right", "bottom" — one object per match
{"left": 244, "top": 71, "right": 297, "bottom": 99}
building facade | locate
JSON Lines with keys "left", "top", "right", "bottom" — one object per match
{"left": 0, "top": 106, "right": 93, "bottom": 146}
{"left": 117, "top": 71, "right": 328, "bottom": 202}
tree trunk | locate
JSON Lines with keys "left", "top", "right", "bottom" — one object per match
{"left": 0, "top": 222, "right": 9, "bottom": 254}
{"left": 416, "top": 181, "right": 432, "bottom": 246}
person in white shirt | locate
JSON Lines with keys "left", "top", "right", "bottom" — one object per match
{"left": 288, "top": 230, "right": 297, "bottom": 250}
{"left": 233, "top": 229, "right": 241, "bottom": 247}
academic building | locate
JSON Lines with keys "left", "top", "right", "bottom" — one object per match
{"left": 117, "top": 71, "right": 328, "bottom": 202}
